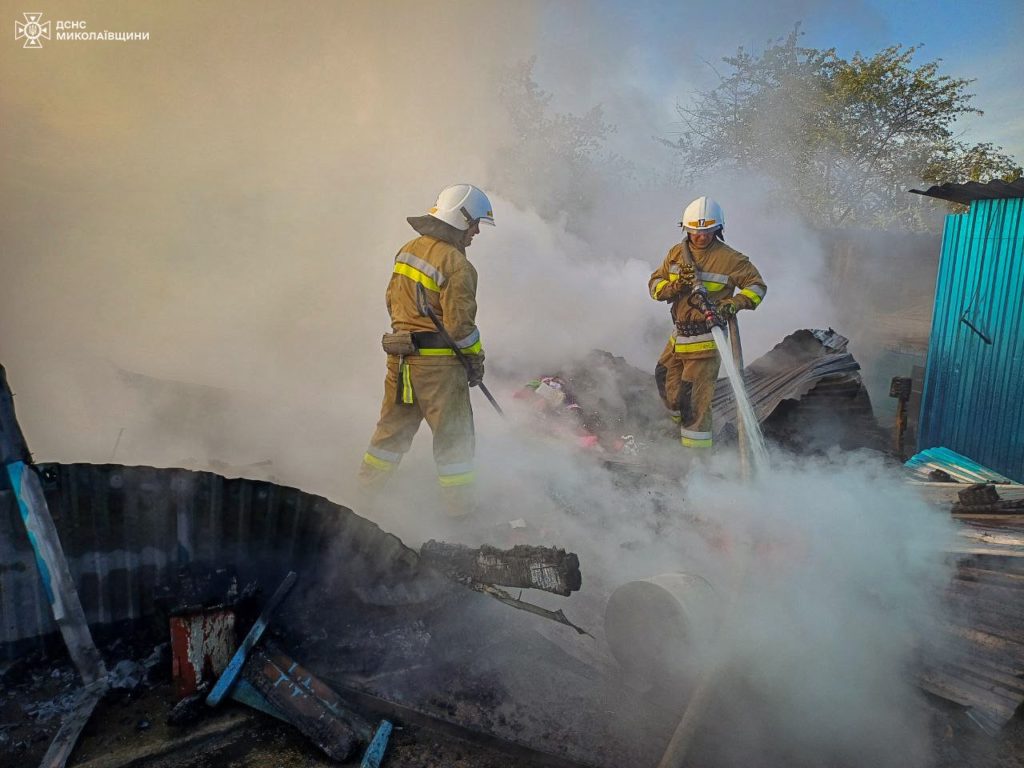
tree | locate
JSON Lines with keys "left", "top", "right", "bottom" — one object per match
{"left": 665, "top": 26, "right": 1022, "bottom": 230}
{"left": 491, "top": 58, "right": 625, "bottom": 225}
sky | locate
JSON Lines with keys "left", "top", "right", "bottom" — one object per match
{"left": 534, "top": 0, "right": 1024, "bottom": 165}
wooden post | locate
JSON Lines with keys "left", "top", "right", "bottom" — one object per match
{"left": 889, "top": 376, "right": 912, "bottom": 462}
{"left": 1, "top": 365, "right": 108, "bottom": 768}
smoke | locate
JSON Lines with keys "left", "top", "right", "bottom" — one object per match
{"left": 465, "top": 433, "right": 957, "bottom": 766}
{"left": 1, "top": 3, "right": 966, "bottom": 764}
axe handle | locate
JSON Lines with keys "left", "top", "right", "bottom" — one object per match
{"left": 416, "top": 285, "right": 505, "bottom": 418}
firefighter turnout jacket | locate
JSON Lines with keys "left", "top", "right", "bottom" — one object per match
{"left": 648, "top": 239, "right": 767, "bottom": 358}
{"left": 360, "top": 225, "right": 484, "bottom": 499}
{"left": 387, "top": 235, "right": 483, "bottom": 358}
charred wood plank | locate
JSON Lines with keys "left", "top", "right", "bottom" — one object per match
{"left": 38, "top": 681, "right": 105, "bottom": 768}
{"left": 242, "top": 642, "right": 373, "bottom": 762}
{"left": 420, "top": 541, "right": 581, "bottom": 596}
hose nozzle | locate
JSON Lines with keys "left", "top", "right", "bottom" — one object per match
{"left": 687, "top": 286, "right": 727, "bottom": 331}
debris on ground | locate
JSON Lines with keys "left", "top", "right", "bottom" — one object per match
{"left": 420, "top": 541, "right": 582, "bottom": 596}
{"left": 6, "top": 356, "right": 1024, "bottom": 767}
{"left": 515, "top": 329, "right": 886, "bottom": 463}
{"left": 905, "top": 447, "right": 1018, "bottom": 484}
{"left": 711, "top": 328, "right": 887, "bottom": 452}
{"left": 954, "top": 484, "right": 1024, "bottom": 515}
{"left": 241, "top": 641, "right": 375, "bottom": 762}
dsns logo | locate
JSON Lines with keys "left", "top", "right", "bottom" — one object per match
{"left": 15, "top": 12, "right": 50, "bottom": 48}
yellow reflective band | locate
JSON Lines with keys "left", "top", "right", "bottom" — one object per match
{"left": 702, "top": 281, "right": 726, "bottom": 291}
{"left": 418, "top": 340, "right": 483, "bottom": 357}
{"left": 401, "top": 361, "right": 414, "bottom": 404}
{"left": 438, "top": 471, "right": 476, "bottom": 487}
{"left": 652, "top": 279, "right": 670, "bottom": 299}
{"left": 686, "top": 219, "right": 717, "bottom": 228}
{"left": 393, "top": 263, "right": 440, "bottom": 292}
{"left": 681, "top": 436, "right": 713, "bottom": 448}
{"left": 674, "top": 340, "right": 717, "bottom": 353}
{"left": 362, "top": 452, "right": 395, "bottom": 471}
{"left": 740, "top": 288, "right": 763, "bottom": 306}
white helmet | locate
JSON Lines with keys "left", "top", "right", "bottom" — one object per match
{"left": 680, "top": 196, "right": 724, "bottom": 234}
{"left": 428, "top": 184, "right": 495, "bottom": 231}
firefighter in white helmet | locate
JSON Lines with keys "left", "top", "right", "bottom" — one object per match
{"left": 649, "top": 196, "right": 766, "bottom": 452}
{"left": 359, "top": 184, "right": 494, "bottom": 516}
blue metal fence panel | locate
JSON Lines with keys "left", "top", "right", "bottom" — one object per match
{"left": 919, "top": 198, "right": 1024, "bottom": 482}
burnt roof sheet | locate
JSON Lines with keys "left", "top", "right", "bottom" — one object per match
{"left": 909, "top": 178, "right": 1024, "bottom": 206}
{"left": 712, "top": 329, "right": 876, "bottom": 435}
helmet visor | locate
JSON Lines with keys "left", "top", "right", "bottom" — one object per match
{"left": 460, "top": 205, "right": 495, "bottom": 228}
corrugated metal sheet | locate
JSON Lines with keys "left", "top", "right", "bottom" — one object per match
{"left": 904, "top": 447, "right": 1016, "bottom": 484}
{"left": 713, "top": 329, "right": 886, "bottom": 450}
{"left": 0, "top": 464, "right": 416, "bottom": 660}
{"left": 918, "top": 198, "right": 1024, "bottom": 482}
{"left": 910, "top": 178, "right": 1024, "bottom": 206}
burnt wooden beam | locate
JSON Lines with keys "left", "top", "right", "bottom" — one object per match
{"left": 420, "top": 541, "right": 582, "bottom": 596}
{"left": 242, "top": 641, "right": 374, "bottom": 762}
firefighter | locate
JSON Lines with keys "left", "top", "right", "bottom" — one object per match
{"left": 649, "top": 196, "right": 766, "bottom": 451}
{"left": 359, "top": 184, "right": 494, "bottom": 516}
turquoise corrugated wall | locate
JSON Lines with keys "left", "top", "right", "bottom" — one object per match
{"left": 919, "top": 198, "right": 1024, "bottom": 482}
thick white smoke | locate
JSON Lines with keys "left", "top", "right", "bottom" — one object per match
{"left": 0, "top": 2, "right": 974, "bottom": 764}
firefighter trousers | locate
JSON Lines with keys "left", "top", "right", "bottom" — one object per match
{"left": 655, "top": 341, "right": 721, "bottom": 450}
{"left": 359, "top": 355, "right": 477, "bottom": 510}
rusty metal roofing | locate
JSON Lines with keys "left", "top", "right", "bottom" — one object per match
{"left": 910, "top": 178, "right": 1024, "bottom": 206}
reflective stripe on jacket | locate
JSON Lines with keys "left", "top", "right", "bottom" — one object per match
{"left": 386, "top": 235, "right": 483, "bottom": 358}
{"left": 649, "top": 239, "right": 766, "bottom": 357}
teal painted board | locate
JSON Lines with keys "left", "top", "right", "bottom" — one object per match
{"left": 919, "top": 198, "right": 1024, "bottom": 482}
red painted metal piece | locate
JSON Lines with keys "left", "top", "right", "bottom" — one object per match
{"left": 170, "top": 608, "right": 236, "bottom": 699}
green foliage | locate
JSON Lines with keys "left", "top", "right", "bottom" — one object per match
{"left": 492, "top": 58, "right": 625, "bottom": 223}
{"left": 666, "top": 25, "right": 1022, "bottom": 230}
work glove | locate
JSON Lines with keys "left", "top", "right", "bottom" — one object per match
{"left": 660, "top": 265, "right": 696, "bottom": 301}
{"left": 466, "top": 355, "right": 485, "bottom": 387}
{"left": 717, "top": 297, "right": 740, "bottom": 317}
